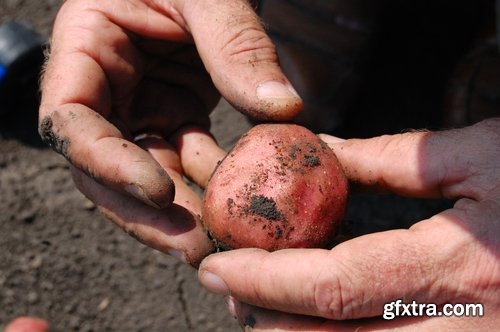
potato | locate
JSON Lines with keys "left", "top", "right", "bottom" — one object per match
{"left": 202, "top": 124, "right": 348, "bottom": 251}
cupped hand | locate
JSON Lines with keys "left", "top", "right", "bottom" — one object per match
{"left": 40, "top": 0, "right": 302, "bottom": 206}
{"left": 39, "top": 0, "right": 302, "bottom": 263}
{"left": 198, "top": 118, "right": 500, "bottom": 330}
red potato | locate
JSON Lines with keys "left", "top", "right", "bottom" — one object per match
{"left": 202, "top": 124, "right": 348, "bottom": 251}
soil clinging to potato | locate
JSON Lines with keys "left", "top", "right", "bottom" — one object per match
{"left": 247, "top": 195, "right": 283, "bottom": 221}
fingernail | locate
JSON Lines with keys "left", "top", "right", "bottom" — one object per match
{"left": 225, "top": 296, "right": 237, "bottom": 318}
{"left": 318, "top": 134, "right": 346, "bottom": 144}
{"left": 168, "top": 249, "right": 188, "bottom": 264}
{"left": 125, "top": 184, "right": 160, "bottom": 208}
{"left": 256, "top": 81, "right": 300, "bottom": 100}
{"left": 199, "top": 271, "right": 229, "bottom": 295}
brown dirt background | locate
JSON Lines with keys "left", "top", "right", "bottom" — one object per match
{"left": 0, "top": 0, "right": 483, "bottom": 331}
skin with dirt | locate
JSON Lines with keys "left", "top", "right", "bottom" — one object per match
{"left": 38, "top": 115, "right": 71, "bottom": 160}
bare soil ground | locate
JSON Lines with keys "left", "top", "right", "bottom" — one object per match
{"left": 0, "top": 0, "right": 480, "bottom": 331}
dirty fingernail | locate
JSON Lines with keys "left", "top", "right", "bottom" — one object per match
{"left": 256, "top": 81, "right": 299, "bottom": 100}
{"left": 125, "top": 184, "right": 160, "bottom": 208}
{"left": 167, "top": 249, "right": 188, "bottom": 264}
{"left": 199, "top": 271, "right": 229, "bottom": 295}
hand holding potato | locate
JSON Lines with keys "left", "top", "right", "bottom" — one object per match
{"left": 39, "top": 0, "right": 302, "bottom": 265}
{"left": 198, "top": 118, "right": 500, "bottom": 330}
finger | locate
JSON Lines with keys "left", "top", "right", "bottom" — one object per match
{"left": 40, "top": 1, "right": 180, "bottom": 208}
{"left": 174, "top": 0, "right": 303, "bottom": 120}
{"left": 4, "top": 317, "right": 49, "bottom": 332}
{"left": 170, "top": 126, "right": 227, "bottom": 189}
{"left": 39, "top": 105, "right": 175, "bottom": 209}
{"left": 41, "top": 0, "right": 197, "bottom": 114}
{"left": 228, "top": 298, "right": 336, "bottom": 331}
{"left": 230, "top": 299, "right": 469, "bottom": 332}
{"left": 136, "top": 136, "right": 203, "bottom": 214}
{"left": 199, "top": 209, "right": 478, "bottom": 319}
{"left": 319, "top": 132, "right": 434, "bottom": 197}
{"left": 74, "top": 168, "right": 213, "bottom": 267}
{"left": 41, "top": 0, "right": 165, "bottom": 114}
{"left": 72, "top": 137, "right": 214, "bottom": 267}
{"left": 319, "top": 118, "right": 500, "bottom": 200}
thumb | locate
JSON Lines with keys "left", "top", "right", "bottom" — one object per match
{"left": 177, "top": 0, "right": 303, "bottom": 120}
{"left": 198, "top": 210, "right": 474, "bottom": 319}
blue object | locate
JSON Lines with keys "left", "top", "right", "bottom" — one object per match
{"left": 0, "top": 64, "right": 6, "bottom": 82}
{"left": 0, "top": 21, "right": 46, "bottom": 114}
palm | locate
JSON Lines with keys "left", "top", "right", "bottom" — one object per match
{"left": 74, "top": 19, "right": 219, "bottom": 137}
{"left": 122, "top": 43, "right": 222, "bottom": 136}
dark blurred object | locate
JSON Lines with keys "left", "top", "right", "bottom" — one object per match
{"left": 0, "top": 21, "right": 45, "bottom": 115}
{"left": 259, "top": 0, "right": 488, "bottom": 137}
{"left": 0, "top": 21, "right": 46, "bottom": 146}
{"left": 259, "top": 0, "right": 390, "bottom": 134}
{"left": 444, "top": 0, "right": 500, "bottom": 127}
{"left": 340, "top": 0, "right": 485, "bottom": 137}
{"left": 496, "top": 0, "right": 500, "bottom": 53}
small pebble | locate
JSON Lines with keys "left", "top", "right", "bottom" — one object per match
{"left": 27, "top": 291, "right": 39, "bottom": 304}
{"left": 97, "top": 297, "right": 110, "bottom": 311}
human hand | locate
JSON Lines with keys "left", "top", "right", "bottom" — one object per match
{"left": 198, "top": 118, "right": 500, "bottom": 330}
{"left": 4, "top": 317, "right": 49, "bottom": 332}
{"left": 39, "top": 0, "right": 302, "bottom": 264}
{"left": 69, "top": 127, "right": 226, "bottom": 266}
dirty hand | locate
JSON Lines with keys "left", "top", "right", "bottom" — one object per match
{"left": 38, "top": 0, "right": 302, "bottom": 265}
{"left": 198, "top": 118, "right": 500, "bottom": 330}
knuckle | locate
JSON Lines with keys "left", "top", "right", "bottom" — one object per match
{"left": 217, "top": 11, "right": 277, "bottom": 65}
{"left": 223, "top": 30, "right": 278, "bottom": 66}
{"left": 313, "top": 257, "right": 356, "bottom": 319}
